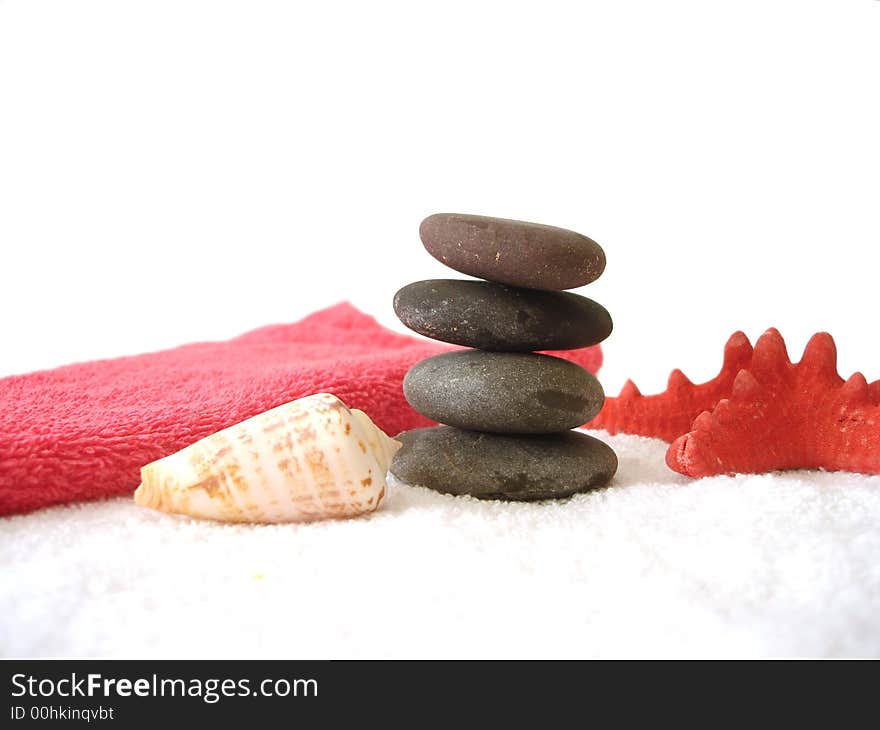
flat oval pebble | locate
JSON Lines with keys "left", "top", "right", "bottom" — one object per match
{"left": 394, "top": 279, "right": 612, "bottom": 352}
{"left": 419, "top": 213, "right": 606, "bottom": 290}
{"left": 403, "top": 350, "right": 604, "bottom": 433}
{"left": 390, "top": 426, "right": 618, "bottom": 501}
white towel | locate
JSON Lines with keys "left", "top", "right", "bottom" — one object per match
{"left": 2, "top": 430, "right": 879, "bottom": 658}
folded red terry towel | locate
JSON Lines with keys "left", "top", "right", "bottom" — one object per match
{"left": 0, "top": 302, "right": 602, "bottom": 516}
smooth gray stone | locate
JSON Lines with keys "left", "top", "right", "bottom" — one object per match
{"left": 394, "top": 279, "right": 612, "bottom": 352}
{"left": 419, "top": 213, "right": 606, "bottom": 290}
{"left": 390, "top": 426, "right": 617, "bottom": 501}
{"left": 403, "top": 350, "right": 604, "bottom": 433}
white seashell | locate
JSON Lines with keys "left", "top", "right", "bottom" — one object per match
{"left": 134, "top": 393, "right": 400, "bottom": 523}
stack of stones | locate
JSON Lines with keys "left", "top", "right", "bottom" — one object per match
{"left": 389, "top": 213, "right": 617, "bottom": 501}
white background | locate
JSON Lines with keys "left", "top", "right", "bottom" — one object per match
{"left": 1, "top": 0, "right": 878, "bottom": 395}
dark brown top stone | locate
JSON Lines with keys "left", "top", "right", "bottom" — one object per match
{"left": 419, "top": 213, "right": 606, "bottom": 290}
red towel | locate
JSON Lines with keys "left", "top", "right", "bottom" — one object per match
{"left": 0, "top": 302, "right": 602, "bottom": 516}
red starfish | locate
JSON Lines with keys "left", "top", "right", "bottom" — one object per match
{"left": 667, "top": 330, "right": 880, "bottom": 477}
{"left": 589, "top": 329, "right": 880, "bottom": 477}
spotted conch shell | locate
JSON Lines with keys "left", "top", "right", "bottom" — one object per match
{"left": 134, "top": 393, "right": 400, "bottom": 523}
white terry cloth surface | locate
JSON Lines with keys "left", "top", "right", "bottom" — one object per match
{"left": 2, "top": 430, "right": 879, "bottom": 659}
